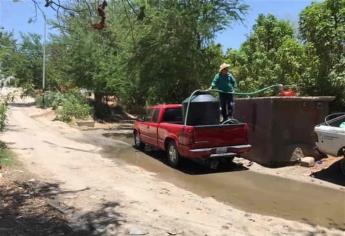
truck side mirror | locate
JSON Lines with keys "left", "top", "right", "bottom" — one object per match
{"left": 137, "top": 115, "right": 145, "bottom": 122}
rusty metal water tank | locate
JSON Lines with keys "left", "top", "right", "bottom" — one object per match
{"left": 234, "top": 96, "right": 335, "bottom": 166}
{"left": 182, "top": 92, "right": 220, "bottom": 126}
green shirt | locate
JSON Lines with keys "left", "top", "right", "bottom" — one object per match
{"left": 211, "top": 73, "right": 237, "bottom": 93}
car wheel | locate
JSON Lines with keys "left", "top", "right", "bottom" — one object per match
{"left": 134, "top": 131, "right": 145, "bottom": 150}
{"left": 167, "top": 141, "right": 180, "bottom": 168}
{"left": 314, "top": 147, "right": 327, "bottom": 160}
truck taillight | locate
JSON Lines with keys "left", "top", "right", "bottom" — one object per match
{"left": 180, "top": 127, "right": 194, "bottom": 146}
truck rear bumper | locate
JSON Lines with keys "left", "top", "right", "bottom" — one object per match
{"left": 185, "top": 144, "right": 251, "bottom": 159}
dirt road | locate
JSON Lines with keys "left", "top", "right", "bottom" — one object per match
{"left": 1, "top": 101, "right": 344, "bottom": 235}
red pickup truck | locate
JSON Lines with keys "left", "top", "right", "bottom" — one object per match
{"left": 133, "top": 104, "right": 251, "bottom": 168}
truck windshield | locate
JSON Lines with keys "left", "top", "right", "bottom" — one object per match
{"left": 162, "top": 108, "right": 183, "bottom": 124}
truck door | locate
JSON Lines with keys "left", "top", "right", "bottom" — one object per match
{"left": 146, "top": 108, "right": 160, "bottom": 146}
{"left": 139, "top": 108, "right": 154, "bottom": 144}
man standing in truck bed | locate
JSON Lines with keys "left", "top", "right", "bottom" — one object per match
{"left": 210, "top": 63, "right": 237, "bottom": 121}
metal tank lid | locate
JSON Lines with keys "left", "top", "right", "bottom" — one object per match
{"left": 182, "top": 92, "right": 218, "bottom": 104}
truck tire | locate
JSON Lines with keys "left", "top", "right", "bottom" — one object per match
{"left": 228, "top": 156, "right": 235, "bottom": 163}
{"left": 167, "top": 141, "right": 180, "bottom": 168}
{"left": 134, "top": 131, "right": 145, "bottom": 150}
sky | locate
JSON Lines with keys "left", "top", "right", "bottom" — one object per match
{"left": 216, "top": 0, "right": 314, "bottom": 50}
{"left": 0, "top": 0, "right": 315, "bottom": 50}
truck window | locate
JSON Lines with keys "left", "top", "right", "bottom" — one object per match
{"left": 152, "top": 109, "right": 160, "bottom": 123}
{"left": 162, "top": 108, "right": 183, "bottom": 124}
{"left": 144, "top": 109, "right": 153, "bottom": 121}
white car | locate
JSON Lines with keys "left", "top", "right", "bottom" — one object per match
{"left": 314, "top": 113, "right": 345, "bottom": 174}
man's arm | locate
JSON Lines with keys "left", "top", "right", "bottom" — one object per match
{"left": 230, "top": 74, "right": 237, "bottom": 88}
{"left": 211, "top": 74, "right": 219, "bottom": 89}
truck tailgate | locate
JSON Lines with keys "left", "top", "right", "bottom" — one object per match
{"left": 192, "top": 124, "right": 248, "bottom": 149}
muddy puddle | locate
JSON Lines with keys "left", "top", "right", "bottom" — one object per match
{"left": 97, "top": 133, "right": 345, "bottom": 230}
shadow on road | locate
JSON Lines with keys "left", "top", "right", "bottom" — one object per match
{"left": 8, "top": 102, "right": 36, "bottom": 107}
{"left": 0, "top": 180, "right": 76, "bottom": 236}
{"left": 312, "top": 159, "right": 345, "bottom": 186}
{"left": 4, "top": 124, "right": 28, "bottom": 133}
{"left": 141, "top": 147, "right": 248, "bottom": 175}
{"left": 0, "top": 179, "right": 123, "bottom": 236}
{"left": 74, "top": 202, "right": 124, "bottom": 235}
{"left": 43, "top": 140, "right": 99, "bottom": 154}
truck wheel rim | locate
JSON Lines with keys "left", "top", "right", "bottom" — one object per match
{"left": 169, "top": 145, "right": 177, "bottom": 163}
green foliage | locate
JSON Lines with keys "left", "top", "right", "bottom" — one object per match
{"left": 0, "top": 32, "right": 44, "bottom": 92}
{"left": 0, "top": 30, "right": 17, "bottom": 78}
{"left": 44, "top": 0, "right": 246, "bottom": 110}
{"left": 0, "top": 144, "right": 13, "bottom": 166}
{"left": 35, "top": 91, "right": 65, "bottom": 109}
{"left": 0, "top": 103, "right": 7, "bottom": 132}
{"left": 57, "top": 94, "right": 92, "bottom": 122}
{"left": 226, "top": 14, "right": 308, "bottom": 95}
{"left": 226, "top": 7, "right": 345, "bottom": 110}
{"left": 36, "top": 91, "right": 92, "bottom": 122}
{"left": 299, "top": 0, "right": 345, "bottom": 109}
{"left": 3, "top": 0, "right": 344, "bottom": 111}
{"left": 14, "top": 34, "right": 43, "bottom": 89}
{"left": 45, "top": 38, "right": 76, "bottom": 92}
{"left": 124, "top": 0, "right": 247, "bottom": 105}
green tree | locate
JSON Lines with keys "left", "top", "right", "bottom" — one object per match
{"left": 47, "top": 2, "right": 130, "bottom": 115}
{"left": 6, "top": 33, "right": 44, "bottom": 92}
{"left": 0, "top": 30, "right": 17, "bottom": 79}
{"left": 45, "top": 38, "right": 73, "bottom": 91}
{"left": 226, "top": 14, "right": 310, "bottom": 95}
{"left": 48, "top": 0, "right": 246, "bottom": 113}
{"left": 299, "top": 0, "right": 345, "bottom": 108}
{"left": 123, "top": 0, "right": 247, "bottom": 105}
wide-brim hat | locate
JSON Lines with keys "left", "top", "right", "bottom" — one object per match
{"left": 219, "top": 63, "right": 230, "bottom": 72}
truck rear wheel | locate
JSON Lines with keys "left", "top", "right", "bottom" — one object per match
{"left": 134, "top": 131, "right": 145, "bottom": 150}
{"left": 167, "top": 142, "right": 180, "bottom": 168}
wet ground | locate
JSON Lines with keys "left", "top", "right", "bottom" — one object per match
{"left": 83, "top": 131, "right": 345, "bottom": 230}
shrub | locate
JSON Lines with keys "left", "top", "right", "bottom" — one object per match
{"left": 0, "top": 103, "right": 7, "bottom": 132}
{"left": 58, "top": 95, "right": 92, "bottom": 122}
{"left": 0, "top": 142, "right": 13, "bottom": 166}
{"left": 35, "top": 90, "right": 92, "bottom": 122}
{"left": 35, "top": 91, "right": 64, "bottom": 108}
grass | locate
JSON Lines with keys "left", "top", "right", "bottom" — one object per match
{"left": 0, "top": 142, "right": 14, "bottom": 166}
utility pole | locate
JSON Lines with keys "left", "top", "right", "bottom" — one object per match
{"left": 42, "top": 14, "right": 47, "bottom": 106}
{"left": 43, "top": 18, "right": 46, "bottom": 91}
